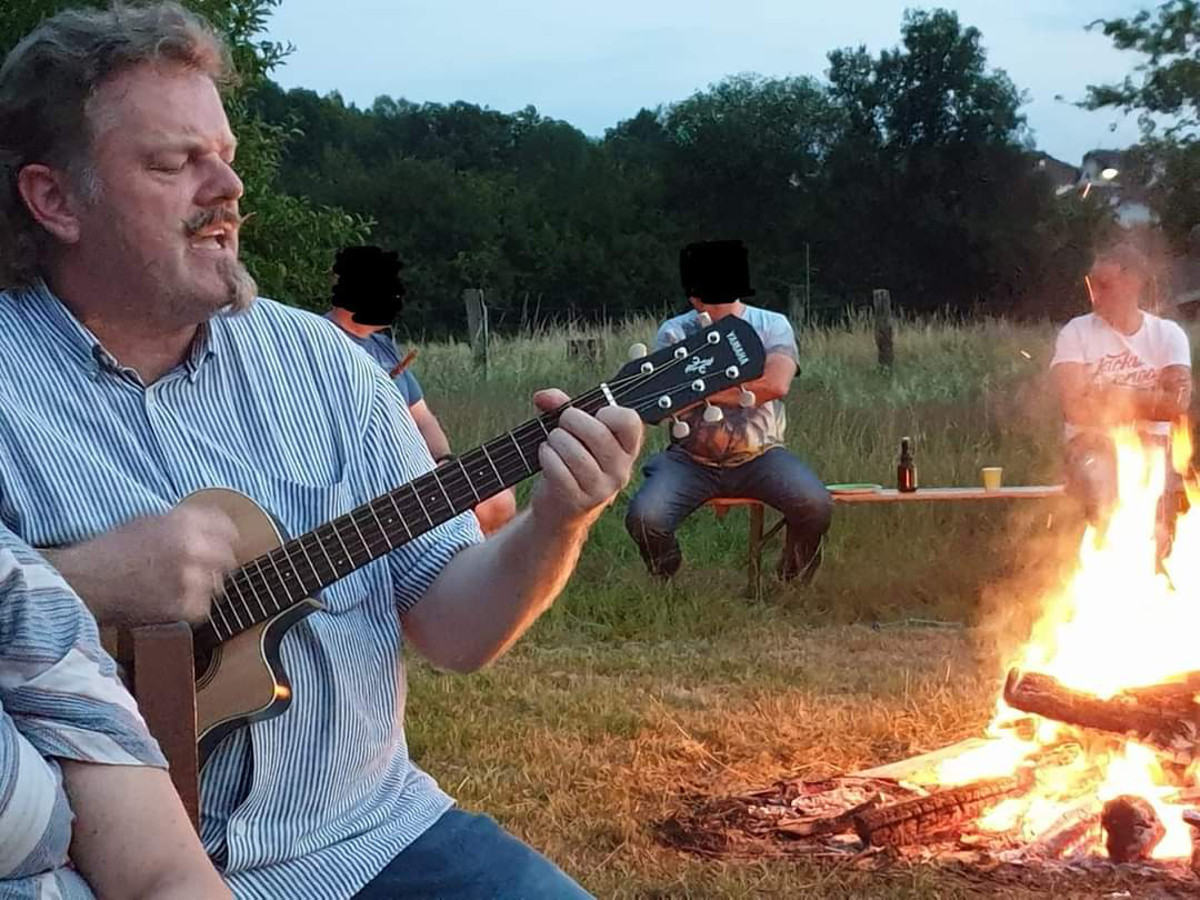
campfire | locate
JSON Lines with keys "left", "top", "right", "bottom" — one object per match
{"left": 660, "top": 424, "right": 1200, "bottom": 887}
{"left": 933, "top": 422, "right": 1200, "bottom": 867}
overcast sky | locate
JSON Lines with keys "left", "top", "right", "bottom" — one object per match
{"left": 264, "top": 0, "right": 1149, "bottom": 164}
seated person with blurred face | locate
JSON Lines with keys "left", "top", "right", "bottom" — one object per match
{"left": 625, "top": 240, "right": 833, "bottom": 582}
{"left": 0, "top": 527, "right": 228, "bottom": 899}
{"left": 322, "top": 245, "right": 517, "bottom": 535}
{"left": 0, "top": 4, "right": 640, "bottom": 898}
{"left": 1051, "top": 242, "right": 1193, "bottom": 525}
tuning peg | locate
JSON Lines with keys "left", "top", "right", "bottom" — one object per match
{"left": 738, "top": 389, "right": 756, "bottom": 408}
{"left": 697, "top": 312, "right": 713, "bottom": 328}
{"left": 628, "top": 342, "right": 648, "bottom": 360}
{"left": 702, "top": 403, "right": 724, "bottom": 424}
{"left": 671, "top": 417, "right": 690, "bottom": 439}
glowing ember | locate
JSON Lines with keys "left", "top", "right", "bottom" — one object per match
{"left": 935, "top": 423, "right": 1200, "bottom": 861}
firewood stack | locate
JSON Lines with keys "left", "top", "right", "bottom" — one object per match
{"left": 852, "top": 774, "right": 1028, "bottom": 847}
{"left": 1003, "top": 668, "right": 1200, "bottom": 763}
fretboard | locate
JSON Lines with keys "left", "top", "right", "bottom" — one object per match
{"left": 199, "top": 391, "right": 608, "bottom": 646}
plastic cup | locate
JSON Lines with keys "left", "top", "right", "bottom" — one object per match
{"left": 982, "top": 466, "right": 1003, "bottom": 491}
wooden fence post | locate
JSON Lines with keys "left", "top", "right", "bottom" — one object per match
{"left": 463, "top": 288, "right": 490, "bottom": 378}
{"left": 788, "top": 283, "right": 805, "bottom": 329}
{"left": 873, "top": 288, "right": 894, "bottom": 370}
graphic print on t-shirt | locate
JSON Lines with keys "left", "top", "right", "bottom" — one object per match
{"left": 1093, "top": 349, "right": 1158, "bottom": 388}
{"left": 1050, "top": 311, "right": 1192, "bottom": 439}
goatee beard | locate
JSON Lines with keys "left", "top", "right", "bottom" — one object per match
{"left": 218, "top": 256, "right": 257, "bottom": 314}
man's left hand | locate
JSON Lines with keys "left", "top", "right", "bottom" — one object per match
{"left": 529, "top": 389, "right": 643, "bottom": 533}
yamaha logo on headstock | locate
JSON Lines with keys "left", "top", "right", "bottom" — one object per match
{"left": 725, "top": 330, "right": 750, "bottom": 366}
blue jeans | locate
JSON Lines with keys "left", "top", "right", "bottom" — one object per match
{"left": 355, "top": 809, "right": 592, "bottom": 899}
{"left": 625, "top": 446, "right": 833, "bottom": 580}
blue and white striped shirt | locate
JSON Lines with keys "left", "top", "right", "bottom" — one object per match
{"left": 0, "top": 528, "right": 167, "bottom": 900}
{"left": 0, "top": 282, "right": 482, "bottom": 899}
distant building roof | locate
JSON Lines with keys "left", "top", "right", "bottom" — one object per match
{"left": 1083, "top": 149, "right": 1127, "bottom": 170}
{"left": 1034, "top": 152, "right": 1079, "bottom": 192}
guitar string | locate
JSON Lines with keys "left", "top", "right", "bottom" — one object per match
{"left": 205, "top": 371, "right": 709, "bottom": 640}
{"left": 206, "top": 378, "right": 670, "bottom": 638}
{"left": 206, "top": 350, "right": 735, "bottom": 640}
{"left": 205, "top": 340, "right": 742, "bottom": 638}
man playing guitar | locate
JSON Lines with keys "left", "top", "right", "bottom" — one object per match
{"left": 0, "top": 4, "right": 641, "bottom": 898}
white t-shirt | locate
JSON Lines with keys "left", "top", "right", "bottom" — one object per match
{"left": 1050, "top": 311, "right": 1191, "bottom": 438}
{"left": 656, "top": 305, "right": 798, "bottom": 466}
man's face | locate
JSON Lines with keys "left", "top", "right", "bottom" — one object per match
{"left": 73, "top": 63, "right": 254, "bottom": 323}
{"left": 1088, "top": 259, "right": 1143, "bottom": 321}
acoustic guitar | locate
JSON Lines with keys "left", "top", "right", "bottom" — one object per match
{"left": 188, "top": 316, "right": 764, "bottom": 767}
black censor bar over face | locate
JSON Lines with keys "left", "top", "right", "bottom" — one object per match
{"left": 332, "top": 245, "right": 407, "bottom": 327}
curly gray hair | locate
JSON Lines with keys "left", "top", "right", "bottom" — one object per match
{"left": 0, "top": 2, "right": 235, "bottom": 288}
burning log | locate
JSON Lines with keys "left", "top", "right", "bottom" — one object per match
{"left": 1004, "top": 669, "right": 1200, "bottom": 761}
{"left": 1184, "top": 809, "right": 1200, "bottom": 876}
{"left": 853, "top": 775, "right": 1026, "bottom": 847}
{"left": 1018, "top": 797, "right": 1103, "bottom": 861}
{"left": 1122, "top": 670, "right": 1200, "bottom": 708}
{"left": 1101, "top": 795, "right": 1166, "bottom": 862}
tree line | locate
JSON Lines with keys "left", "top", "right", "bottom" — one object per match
{"left": 248, "top": 8, "right": 1116, "bottom": 335}
{"left": 7, "top": 1, "right": 1194, "bottom": 337}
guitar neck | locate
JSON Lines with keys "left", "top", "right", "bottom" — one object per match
{"left": 202, "top": 391, "right": 606, "bottom": 644}
{"left": 196, "top": 314, "right": 766, "bottom": 647}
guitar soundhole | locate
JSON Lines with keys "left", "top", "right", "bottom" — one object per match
{"left": 193, "top": 641, "right": 218, "bottom": 688}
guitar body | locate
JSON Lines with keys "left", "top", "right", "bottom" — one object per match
{"left": 165, "top": 317, "right": 764, "bottom": 771}
{"left": 182, "top": 488, "right": 321, "bottom": 769}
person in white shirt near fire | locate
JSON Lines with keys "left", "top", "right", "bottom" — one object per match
{"left": 1051, "top": 240, "right": 1193, "bottom": 537}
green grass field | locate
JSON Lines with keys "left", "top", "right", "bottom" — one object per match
{"left": 400, "top": 315, "right": 1192, "bottom": 898}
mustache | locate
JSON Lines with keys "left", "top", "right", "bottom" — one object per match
{"left": 183, "top": 207, "right": 253, "bottom": 237}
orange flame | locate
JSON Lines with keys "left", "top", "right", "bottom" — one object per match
{"left": 1173, "top": 417, "right": 1193, "bottom": 478}
{"left": 936, "top": 426, "right": 1200, "bottom": 859}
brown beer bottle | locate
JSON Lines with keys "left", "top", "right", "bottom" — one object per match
{"left": 897, "top": 437, "right": 918, "bottom": 492}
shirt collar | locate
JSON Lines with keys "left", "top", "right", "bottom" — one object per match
{"left": 28, "top": 277, "right": 217, "bottom": 383}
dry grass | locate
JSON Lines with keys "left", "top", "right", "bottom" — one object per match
{"left": 407, "top": 625, "right": 1125, "bottom": 897}
{"left": 398, "top": 315, "right": 1200, "bottom": 897}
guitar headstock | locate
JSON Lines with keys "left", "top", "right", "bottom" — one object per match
{"left": 608, "top": 316, "right": 766, "bottom": 425}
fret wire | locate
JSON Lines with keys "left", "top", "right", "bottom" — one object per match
{"left": 230, "top": 570, "right": 268, "bottom": 621}
{"left": 293, "top": 535, "right": 325, "bottom": 585}
{"left": 385, "top": 493, "right": 414, "bottom": 540}
{"left": 409, "top": 483, "right": 434, "bottom": 527}
{"left": 313, "top": 523, "right": 345, "bottom": 575}
{"left": 252, "top": 558, "right": 285, "bottom": 615}
{"left": 206, "top": 611, "right": 227, "bottom": 643}
{"left": 431, "top": 468, "right": 455, "bottom": 510}
{"left": 508, "top": 430, "right": 533, "bottom": 475}
{"left": 273, "top": 543, "right": 310, "bottom": 599}
{"left": 263, "top": 550, "right": 294, "bottom": 610}
{"left": 455, "top": 457, "right": 481, "bottom": 503}
{"left": 364, "top": 501, "right": 395, "bottom": 551}
{"left": 479, "top": 443, "right": 504, "bottom": 490}
{"left": 221, "top": 375, "right": 691, "bottom": 621}
{"left": 325, "top": 522, "right": 355, "bottom": 571}
{"left": 487, "top": 437, "right": 529, "bottom": 485}
{"left": 343, "top": 511, "right": 372, "bottom": 565}
{"left": 222, "top": 577, "right": 249, "bottom": 630}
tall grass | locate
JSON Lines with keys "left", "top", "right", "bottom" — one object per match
{"left": 403, "top": 314, "right": 1198, "bottom": 896}
{"left": 409, "top": 313, "right": 1133, "bottom": 639}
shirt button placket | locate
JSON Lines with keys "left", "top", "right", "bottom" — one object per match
{"left": 143, "top": 383, "right": 187, "bottom": 497}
